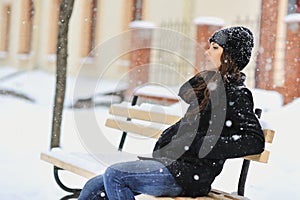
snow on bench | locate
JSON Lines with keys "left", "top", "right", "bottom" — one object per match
{"left": 40, "top": 148, "right": 105, "bottom": 179}
{"left": 133, "top": 85, "right": 180, "bottom": 103}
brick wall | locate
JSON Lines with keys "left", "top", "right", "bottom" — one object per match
{"left": 255, "top": 0, "right": 279, "bottom": 90}
{"left": 194, "top": 17, "right": 224, "bottom": 73}
{"left": 279, "top": 14, "right": 300, "bottom": 104}
{"left": 127, "top": 22, "right": 154, "bottom": 97}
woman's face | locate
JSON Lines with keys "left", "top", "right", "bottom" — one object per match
{"left": 204, "top": 42, "right": 223, "bottom": 70}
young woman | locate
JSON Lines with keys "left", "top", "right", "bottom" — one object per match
{"left": 78, "top": 26, "right": 265, "bottom": 200}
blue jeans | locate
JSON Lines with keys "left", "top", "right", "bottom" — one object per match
{"left": 78, "top": 160, "right": 182, "bottom": 200}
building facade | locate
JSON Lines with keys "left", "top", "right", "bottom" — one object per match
{"left": 0, "top": 0, "right": 299, "bottom": 103}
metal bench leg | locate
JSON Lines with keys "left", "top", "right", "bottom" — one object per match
{"left": 60, "top": 193, "right": 80, "bottom": 200}
{"left": 237, "top": 159, "right": 250, "bottom": 196}
{"left": 237, "top": 108, "right": 262, "bottom": 196}
{"left": 118, "top": 95, "right": 139, "bottom": 151}
{"left": 118, "top": 131, "right": 128, "bottom": 151}
{"left": 53, "top": 166, "right": 82, "bottom": 199}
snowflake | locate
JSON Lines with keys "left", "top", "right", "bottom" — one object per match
{"left": 194, "top": 174, "right": 200, "bottom": 181}
{"left": 232, "top": 135, "right": 242, "bottom": 141}
{"left": 100, "top": 192, "right": 106, "bottom": 197}
{"left": 184, "top": 146, "right": 189, "bottom": 151}
{"left": 225, "top": 120, "right": 232, "bottom": 127}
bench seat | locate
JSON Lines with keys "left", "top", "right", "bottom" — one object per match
{"left": 40, "top": 149, "right": 245, "bottom": 200}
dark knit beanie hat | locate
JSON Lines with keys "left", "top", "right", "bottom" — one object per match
{"left": 209, "top": 26, "right": 254, "bottom": 70}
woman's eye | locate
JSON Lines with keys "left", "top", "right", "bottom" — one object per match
{"left": 213, "top": 46, "right": 218, "bottom": 49}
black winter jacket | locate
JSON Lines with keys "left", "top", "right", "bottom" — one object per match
{"left": 140, "top": 70, "right": 265, "bottom": 197}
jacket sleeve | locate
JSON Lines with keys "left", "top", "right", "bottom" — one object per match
{"left": 152, "top": 121, "right": 198, "bottom": 160}
{"left": 153, "top": 128, "right": 264, "bottom": 160}
{"left": 153, "top": 120, "right": 181, "bottom": 152}
{"left": 192, "top": 132, "right": 265, "bottom": 159}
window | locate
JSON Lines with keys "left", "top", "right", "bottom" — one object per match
{"left": 0, "top": 4, "right": 11, "bottom": 57}
{"left": 122, "top": 0, "right": 145, "bottom": 31}
{"left": 133, "top": 0, "right": 143, "bottom": 21}
{"left": 18, "top": 0, "right": 34, "bottom": 55}
{"left": 287, "top": 0, "right": 300, "bottom": 14}
{"left": 80, "top": 0, "right": 99, "bottom": 58}
{"left": 47, "top": 0, "right": 61, "bottom": 58}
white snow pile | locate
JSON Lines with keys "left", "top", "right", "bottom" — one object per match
{"left": 0, "top": 67, "right": 299, "bottom": 200}
{"left": 129, "top": 20, "right": 156, "bottom": 29}
{"left": 193, "top": 16, "right": 225, "bottom": 26}
{"left": 284, "top": 13, "right": 300, "bottom": 23}
{"left": 251, "top": 88, "right": 283, "bottom": 112}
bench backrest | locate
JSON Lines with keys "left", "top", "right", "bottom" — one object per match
{"left": 105, "top": 102, "right": 275, "bottom": 164}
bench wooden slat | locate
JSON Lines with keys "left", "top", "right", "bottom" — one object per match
{"left": 105, "top": 118, "right": 164, "bottom": 138}
{"left": 138, "top": 189, "right": 243, "bottom": 200}
{"left": 135, "top": 94, "right": 180, "bottom": 104}
{"left": 133, "top": 86, "right": 180, "bottom": 104}
{"left": 109, "top": 104, "right": 181, "bottom": 125}
{"left": 40, "top": 152, "right": 97, "bottom": 179}
{"left": 209, "top": 189, "right": 243, "bottom": 200}
{"left": 137, "top": 196, "right": 229, "bottom": 200}
{"left": 244, "top": 150, "right": 270, "bottom": 163}
{"left": 137, "top": 195, "right": 234, "bottom": 200}
{"left": 263, "top": 129, "right": 275, "bottom": 143}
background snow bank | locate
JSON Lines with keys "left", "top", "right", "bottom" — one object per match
{"left": 251, "top": 88, "right": 283, "bottom": 112}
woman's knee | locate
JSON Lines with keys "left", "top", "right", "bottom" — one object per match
{"left": 79, "top": 175, "right": 105, "bottom": 200}
{"left": 83, "top": 175, "right": 103, "bottom": 191}
{"left": 103, "top": 164, "right": 121, "bottom": 184}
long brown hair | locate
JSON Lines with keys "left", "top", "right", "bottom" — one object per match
{"left": 185, "top": 51, "right": 241, "bottom": 119}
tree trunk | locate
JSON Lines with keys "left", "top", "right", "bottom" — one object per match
{"left": 50, "top": 0, "right": 75, "bottom": 149}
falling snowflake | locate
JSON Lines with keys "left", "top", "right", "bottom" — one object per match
{"left": 100, "top": 192, "right": 106, "bottom": 197}
{"left": 232, "top": 135, "right": 242, "bottom": 141}
{"left": 225, "top": 120, "right": 232, "bottom": 127}
{"left": 184, "top": 146, "right": 189, "bottom": 151}
{"left": 194, "top": 174, "right": 200, "bottom": 181}
{"left": 159, "top": 168, "right": 163, "bottom": 173}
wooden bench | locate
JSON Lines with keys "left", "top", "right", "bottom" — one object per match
{"left": 41, "top": 99, "right": 275, "bottom": 200}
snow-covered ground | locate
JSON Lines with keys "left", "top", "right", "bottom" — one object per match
{"left": 0, "top": 67, "right": 299, "bottom": 199}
